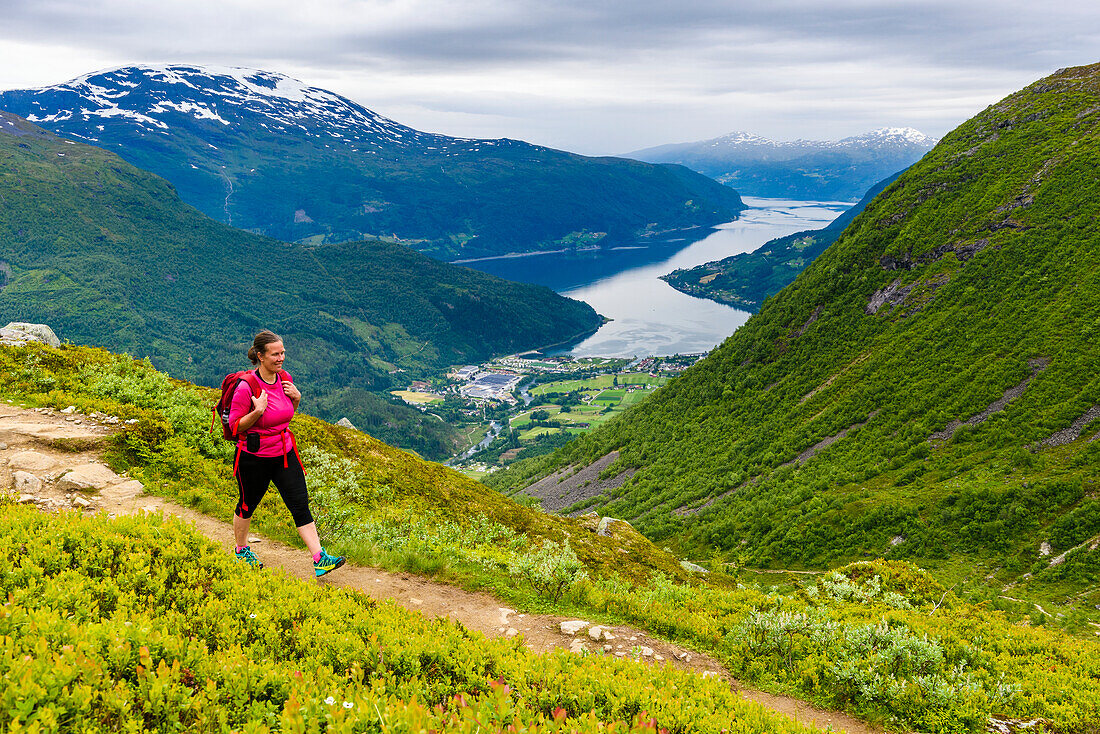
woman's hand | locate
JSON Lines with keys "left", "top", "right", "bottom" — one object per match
{"left": 251, "top": 390, "right": 269, "bottom": 414}
{"left": 283, "top": 381, "right": 301, "bottom": 405}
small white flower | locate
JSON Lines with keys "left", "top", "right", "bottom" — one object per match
{"left": 324, "top": 696, "right": 336, "bottom": 705}
{"left": 249, "top": 613, "right": 257, "bottom": 619}
{"left": 343, "top": 702, "right": 353, "bottom": 709}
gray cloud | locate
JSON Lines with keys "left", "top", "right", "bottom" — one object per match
{"left": 1, "top": 0, "right": 1098, "bottom": 153}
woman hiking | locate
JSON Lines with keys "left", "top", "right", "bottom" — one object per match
{"left": 228, "top": 330, "right": 345, "bottom": 577}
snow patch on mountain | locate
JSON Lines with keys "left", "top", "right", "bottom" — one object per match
{"left": 8, "top": 63, "right": 503, "bottom": 154}
{"left": 836, "top": 127, "right": 936, "bottom": 147}
{"left": 701, "top": 127, "right": 935, "bottom": 152}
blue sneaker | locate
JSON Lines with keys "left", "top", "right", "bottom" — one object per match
{"left": 314, "top": 548, "right": 345, "bottom": 577}
{"left": 235, "top": 546, "right": 263, "bottom": 569}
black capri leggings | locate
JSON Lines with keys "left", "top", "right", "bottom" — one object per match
{"left": 234, "top": 450, "right": 314, "bottom": 527}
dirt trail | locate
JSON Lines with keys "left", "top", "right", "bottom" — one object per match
{"left": 1, "top": 401, "right": 880, "bottom": 734}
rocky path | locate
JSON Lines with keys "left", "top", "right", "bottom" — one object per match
{"left": 1, "top": 400, "right": 880, "bottom": 734}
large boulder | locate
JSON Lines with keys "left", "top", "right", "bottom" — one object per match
{"left": 0, "top": 322, "right": 61, "bottom": 347}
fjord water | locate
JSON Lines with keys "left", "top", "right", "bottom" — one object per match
{"left": 460, "top": 198, "right": 850, "bottom": 357}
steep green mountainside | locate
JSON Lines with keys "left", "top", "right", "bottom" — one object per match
{"left": 0, "top": 65, "right": 746, "bottom": 260}
{"left": 0, "top": 112, "right": 601, "bottom": 457}
{"left": 662, "top": 172, "right": 904, "bottom": 311}
{"left": 489, "top": 64, "right": 1100, "bottom": 605}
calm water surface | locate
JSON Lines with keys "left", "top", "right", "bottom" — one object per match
{"left": 461, "top": 198, "right": 851, "bottom": 357}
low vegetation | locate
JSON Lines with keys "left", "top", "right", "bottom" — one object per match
{"left": 1, "top": 506, "right": 812, "bottom": 734}
{"left": 3, "top": 342, "right": 1100, "bottom": 732}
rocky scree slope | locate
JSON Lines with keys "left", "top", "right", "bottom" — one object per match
{"left": 0, "top": 112, "right": 600, "bottom": 458}
{"left": 490, "top": 63, "right": 1100, "bottom": 613}
{"left": 629, "top": 127, "right": 934, "bottom": 201}
{"left": 0, "top": 64, "right": 746, "bottom": 259}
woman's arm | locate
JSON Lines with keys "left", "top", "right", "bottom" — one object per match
{"left": 236, "top": 391, "right": 269, "bottom": 433}
{"left": 229, "top": 383, "right": 268, "bottom": 435}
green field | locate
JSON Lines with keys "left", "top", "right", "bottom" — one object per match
{"left": 455, "top": 420, "right": 493, "bottom": 448}
{"left": 517, "top": 425, "right": 564, "bottom": 439}
{"left": 593, "top": 388, "right": 626, "bottom": 402}
{"left": 530, "top": 372, "right": 669, "bottom": 396}
{"left": 510, "top": 385, "right": 660, "bottom": 441}
{"left": 531, "top": 374, "right": 616, "bottom": 394}
{"left": 619, "top": 372, "right": 671, "bottom": 387}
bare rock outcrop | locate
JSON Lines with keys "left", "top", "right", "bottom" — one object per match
{"left": 0, "top": 322, "right": 61, "bottom": 347}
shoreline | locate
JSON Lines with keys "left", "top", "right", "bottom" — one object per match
{"left": 448, "top": 224, "right": 722, "bottom": 265}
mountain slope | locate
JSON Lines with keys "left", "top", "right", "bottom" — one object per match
{"left": 0, "top": 65, "right": 746, "bottom": 259}
{"left": 490, "top": 63, "right": 1100, "bottom": 604}
{"left": 629, "top": 128, "right": 934, "bottom": 200}
{"left": 0, "top": 111, "right": 601, "bottom": 457}
{"left": 661, "top": 171, "right": 904, "bottom": 311}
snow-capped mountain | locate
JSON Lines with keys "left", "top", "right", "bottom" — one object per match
{"left": 12, "top": 64, "right": 481, "bottom": 153}
{"left": 834, "top": 127, "right": 936, "bottom": 148}
{"left": 628, "top": 127, "right": 937, "bottom": 201}
{"left": 0, "top": 64, "right": 744, "bottom": 258}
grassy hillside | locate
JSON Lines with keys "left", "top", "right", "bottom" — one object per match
{"left": 0, "top": 112, "right": 601, "bottom": 457}
{"left": 3, "top": 341, "right": 1099, "bottom": 733}
{"left": 489, "top": 64, "right": 1100, "bottom": 612}
{"left": 662, "top": 172, "right": 904, "bottom": 311}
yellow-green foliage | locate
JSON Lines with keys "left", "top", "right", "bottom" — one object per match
{"left": 573, "top": 560, "right": 1100, "bottom": 732}
{"left": 0, "top": 506, "right": 812, "bottom": 734}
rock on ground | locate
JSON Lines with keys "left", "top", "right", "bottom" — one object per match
{"left": 560, "top": 620, "right": 589, "bottom": 636}
{"left": 57, "top": 464, "right": 125, "bottom": 493}
{"left": 12, "top": 470, "right": 42, "bottom": 494}
{"left": 8, "top": 451, "right": 56, "bottom": 473}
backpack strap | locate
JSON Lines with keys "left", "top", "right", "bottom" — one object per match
{"left": 241, "top": 370, "right": 264, "bottom": 397}
{"left": 229, "top": 371, "right": 265, "bottom": 438}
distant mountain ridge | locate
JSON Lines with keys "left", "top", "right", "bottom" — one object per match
{"left": 628, "top": 127, "right": 936, "bottom": 201}
{"left": 0, "top": 64, "right": 746, "bottom": 259}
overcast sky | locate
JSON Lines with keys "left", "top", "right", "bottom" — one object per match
{"left": 1, "top": 1, "right": 1098, "bottom": 155}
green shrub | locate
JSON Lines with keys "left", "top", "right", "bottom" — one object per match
{"left": 510, "top": 539, "right": 589, "bottom": 602}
